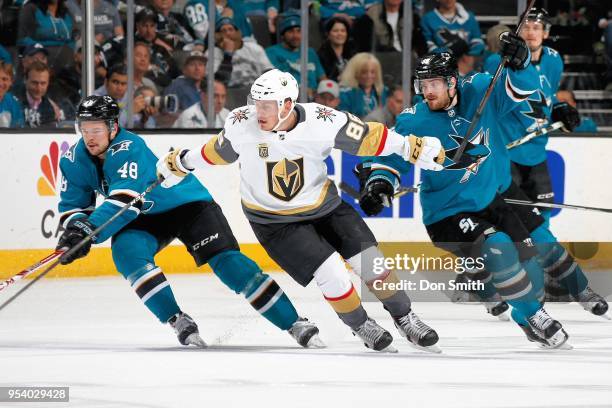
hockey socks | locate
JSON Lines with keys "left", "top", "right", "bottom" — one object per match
{"left": 347, "top": 247, "right": 411, "bottom": 318}
{"left": 324, "top": 284, "right": 369, "bottom": 329}
{"left": 126, "top": 265, "right": 181, "bottom": 323}
{"left": 209, "top": 251, "right": 299, "bottom": 331}
{"left": 531, "top": 225, "right": 588, "bottom": 298}
{"left": 482, "top": 233, "right": 542, "bottom": 325}
{"left": 315, "top": 253, "right": 369, "bottom": 329}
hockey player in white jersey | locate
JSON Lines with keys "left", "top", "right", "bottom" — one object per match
{"left": 158, "top": 69, "right": 445, "bottom": 352}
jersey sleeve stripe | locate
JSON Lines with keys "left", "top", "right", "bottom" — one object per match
{"left": 202, "top": 132, "right": 239, "bottom": 165}
{"left": 59, "top": 207, "right": 95, "bottom": 227}
{"left": 105, "top": 198, "right": 141, "bottom": 214}
{"left": 505, "top": 74, "right": 535, "bottom": 102}
{"left": 357, "top": 122, "right": 388, "bottom": 156}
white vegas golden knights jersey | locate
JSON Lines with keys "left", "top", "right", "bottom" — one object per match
{"left": 193, "top": 103, "right": 407, "bottom": 223}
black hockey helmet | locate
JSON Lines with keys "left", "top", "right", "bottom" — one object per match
{"left": 76, "top": 95, "right": 120, "bottom": 123}
{"left": 414, "top": 52, "right": 458, "bottom": 94}
{"left": 525, "top": 7, "right": 552, "bottom": 31}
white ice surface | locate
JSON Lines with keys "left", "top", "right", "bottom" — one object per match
{"left": 1, "top": 273, "right": 611, "bottom": 408}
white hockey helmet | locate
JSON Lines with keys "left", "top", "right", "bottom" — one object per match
{"left": 249, "top": 69, "right": 299, "bottom": 131}
{"left": 250, "top": 69, "right": 299, "bottom": 104}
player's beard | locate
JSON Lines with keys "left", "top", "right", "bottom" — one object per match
{"left": 425, "top": 95, "right": 450, "bottom": 111}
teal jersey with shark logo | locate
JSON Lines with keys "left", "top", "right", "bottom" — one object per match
{"left": 365, "top": 66, "right": 538, "bottom": 225}
{"left": 484, "top": 47, "right": 563, "bottom": 169}
{"left": 58, "top": 128, "right": 212, "bottom": 243}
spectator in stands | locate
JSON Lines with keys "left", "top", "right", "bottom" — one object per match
{"left": 243, "top": 0, "right": 279, "bottom": 34}
{"left": 314, "top": 79, "right": 340, "bottom": 109}
{"left": 94, "top": 64, "right": 160, "bottom": 129}
{"left": 557, "top": 90, "right": 597, "bottom": 133}
{"left": 12, "top": 43, "right": 49, "bottom": 92}
{"left": 131, "top": 85, "right": 159, "bottom": 129}
{"left": 266, "top": 12, "right": 326, "bottom": 98}
{"left": 0, "top": 61, "right": 25, "bottom": 128}
{"left": 133, "top": 42, "right": 161, "bottom": 93}
{"left": 163, "top": 50, "right": 206, "bottom": 111}
{"left": 66, "top": 0, "right": 124, "bottom": 43}
{"left": 484, "top": 24, "right": 510, "bottom": 61}
{"left": 364, "top": 83, "right": 403, "bottom": 127}
{"left": 50, "top": 40, "right": 105, "bottom": 121}
{"left": 317, "top": 17, "right": 355, "bottom": 82}
{"left": 17, "top": 0, "right": 74, "bottom": 48}
{"left": 0, "top": 45, "right": 12, "bottom": 64}
{"left": 338, "top": 52, "right": 387, "bottom": 118}
{"left": 319, "top": 0, "right": 374, "bottom": 52}
{"left": 136, "top": 7, "right": 180, "bottom": 87}
{"left": 151, "top": 0, "right": 194, "bottom": 47}
{"left": 174, "top": 80, "right": 229, "bottom": 128}
{"left": 16, "top": 61, "right": 64, "bottom": 128}
{"left": 209, "top": 17, "right": 273, "bottom": 88}
{"left": 599, "top": 14, "right": 612, "bottom": 90}
{"left": 183, "top": 0, "right": 254, "bottom": 42}
{"left": 368, "top": 0, "right": 427, "bottom": 54}
{"left": 421, "top": 0, "right": 484, "bottom": 57}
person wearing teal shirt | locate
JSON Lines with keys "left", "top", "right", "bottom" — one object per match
{"left": 338, "top": 52, "right": 387, "bottom": 118}
{"left": 265, "top": 12, "right": 326, "bottom": 96}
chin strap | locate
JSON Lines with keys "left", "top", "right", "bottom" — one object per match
{"left": 271, "top": 101, "right": 295, "bottom": 131}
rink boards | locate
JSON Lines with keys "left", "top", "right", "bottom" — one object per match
{"left": 1, "top": 131, "right": 612, "bottom": 277}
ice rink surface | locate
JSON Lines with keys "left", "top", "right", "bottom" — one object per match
{"left": 1, "top": 273, "right": 611, "bottom": 408}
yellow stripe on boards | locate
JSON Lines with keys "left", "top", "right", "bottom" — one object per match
{"left": 0, "top": 244, "right": 281, "bottom": 279}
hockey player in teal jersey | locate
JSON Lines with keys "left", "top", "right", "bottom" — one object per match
{"left": 357, "top": 40, "right": 573, "bottom": 348}
{"left": 483, "top": 10, "right": 608, "bottom": 318}
{"left": 56, "top": 95, "right": 323, "bottom": 348}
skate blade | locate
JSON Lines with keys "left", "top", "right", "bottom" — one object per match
{"left": 305, "top": 334, "right": 327, "bottom": 349}
{"left": 496, "top": 311, "right": 510, "bottom": 322}
{"left": 537, "top": 330, "right": 571, "bottom": 350}
{"left": 185, "top": 333, "right": 208, "bottom": 348}
{"left": 409, "top": 342, "right": 442, "bottom": 354}
{"left": 378, "top": 344, "right": 398, "bottom": 353}
{"left": 598, "top": 312, "right": 611, "bottom": 321}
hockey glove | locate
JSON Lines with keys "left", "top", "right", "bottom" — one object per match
{"left": 354, "top": 163, "right": 395, "bottom": 217}
{"left": 157, "top": 148, "right": 193, "bottom": 188}
{"left": 499, "top": 31, "right": 530, "bottom": 70}
{"left": 552, "top": 102, "right": 580, "bottom": 132}
{"left": 57, "top": 218, "right": 97, "bottom": 265}
{"left": 404, "top": 135, "right": 445, "bottom": 171}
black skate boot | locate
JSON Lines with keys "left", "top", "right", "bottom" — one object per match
{"left": 288, "top": 317, "right": 326, "bottom": 348}
{"left": 526, "top": 308, "right": 571, "bottom": 349}
{"left": 393, "top": 310, "right": 441, "bottom": 353}
{"left": 168, "top": 312, "right": 207, "bottom": 348}
{"left": 572, "top": 287, "right": 610, "bottom": 319}
{"left": 484, "top": 301, "right": 510, "bottom": 321}
{"left": 352, "top": 317, "right": 395, "bottom": 352}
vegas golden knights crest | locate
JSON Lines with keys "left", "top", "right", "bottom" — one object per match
{"left": 266, "top": 158, "right": 304, "bottom": 201}
{"left": 258, "top": 143, "right": 269, "bottom": 158}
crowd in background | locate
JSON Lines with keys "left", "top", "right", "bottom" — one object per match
{"left": 0, "top": 0, "right": 611, "bottom": 130}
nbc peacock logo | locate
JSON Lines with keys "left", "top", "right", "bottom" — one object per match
{"left": 37, "top": 141, "right": 70, "bottom": 196}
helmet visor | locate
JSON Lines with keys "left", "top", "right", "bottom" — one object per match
{"left": 414, "top": 77, "right": 448, "bottom": 95}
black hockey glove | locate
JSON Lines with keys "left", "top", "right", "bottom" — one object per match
{"left": 360, "top": 179, "right": 394, "bottom": 216}
{"left": 354, "top": 163, "right": 395, "bottom": 217}
{"left": 56, "top": 218, "right": 97, "bottom": 265}
{"left": 499, "top": 31, "right": 530, "bottom": 70}
{"left": 439, "top": 28, "right": 469, "bottom": 57}
{"left": 552, "top": 102, "right": 581, "bottom": 132}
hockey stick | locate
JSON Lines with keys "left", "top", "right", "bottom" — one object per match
{"left": 452, "top": 0, "right": 536, "bottom": 162}
{"left": 339, "top": 182, "right": 416, "bottom": 206}
{"left": 0, "top": 249, "right": 66, "bottom": 292}
{"left": 0, "top": 178, "right": 163, "bottom": 312}
{"left": 506, "top": 121, "right": 564, "bottom": 149}
{"left": 503, "top": 198, "right": 612, "bottom": 214}
{"left": 340, "top": 182, "right": 612, "bottom": 214}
